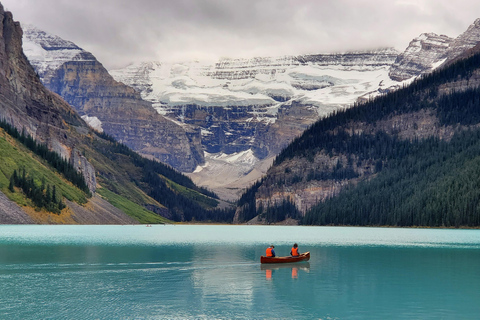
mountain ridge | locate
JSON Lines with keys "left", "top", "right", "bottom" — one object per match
{"left": 19, "top": 14, "right": 480, "bottom": 203}
{"left": 22, "top": 25, "right": 204, "bottom": 172}
{"left": 109, "top": 49, "right": 401, "bottom": 200}
{"left": 235, "top": 48, "right": 480, "bottom": 226}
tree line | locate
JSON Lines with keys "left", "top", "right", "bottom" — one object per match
{"left": 257, "top": 198, "right": 300, "bottom": 223}
{"left": 274, "top": 50, "right": 480, "bottom": 167}
{"left": 0, "top": 118, "right": 91, "bottom": 195}
{"left": 236, "top": 50, "right": 480, "bottom": 226}
{"left": 303, "top": 128, "right": 480, "bottom": 227}
{"left": 96, "top": 131, "right": 218, "bottom": 199}
{"left": 9, "top": 168, "right": 65, "bottom": 214}
{"left": 94, "top": 131, "right": 235, "bottom": 222}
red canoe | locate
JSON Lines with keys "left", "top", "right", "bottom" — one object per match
{"left": 260, "top": 252, "right": 310, "bottom": 264}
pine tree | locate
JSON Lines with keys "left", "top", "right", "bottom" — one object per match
{"left": 46, "top": 185, "right": 52, "bottom": 205}
{"left": 8, "top": 174, "right": 14, "bottom": 192}
{"left": 52, "top": 185, "right": 57, "bottom": 204}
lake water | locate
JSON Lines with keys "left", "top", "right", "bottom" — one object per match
{"left": 0, "top": 225, "right": 479, "bottom": 319}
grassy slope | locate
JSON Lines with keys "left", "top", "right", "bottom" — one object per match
{"left": 0, "top": 128, "right": 171, "bottom": 224}
{"left": 82, "top": 137, "right": 169, "bottom": 208}
{"left": 163, "top": 175, "right": 219, "bottom": 209}
{"left": 0, "top": 129, "right": 87, "bottom": 205}
{"left": 96, "top": 188, "right": 171, "bottom": 224}
{"left": 82, "top": 135, "right": 228, "bottom": 220}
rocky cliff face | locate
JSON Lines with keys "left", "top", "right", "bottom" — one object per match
{"left": 443, "top": 18, "right": 480, "bottom": 62}
{"left": 0, "top": 4, "right": 96, "bottom": 192}
{"left": 389, "top": 33, "right": 453, "bottom": 81}
{"left": 389, "top": 19, "right": 480, "bottom": 81}
{"left": 21, "top": 18, "right": 480, "bottom": 201}
{"left": 110, "top": 49, "right": 400, "bottom": 198}
{"left": 22, "top": 25, "right": 204, "bottom": 172}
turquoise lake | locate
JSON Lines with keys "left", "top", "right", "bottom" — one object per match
{"left": 0, "top": 225, "right": 479, "bottom": 319}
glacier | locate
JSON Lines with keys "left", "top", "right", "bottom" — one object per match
{"left": 22, "top": 19, "right": 480, "bottom": 200}
{"left": 110, "top": 49, "right": 401, "bottom": 115}
{"left": 109, "top": 50, "right": 404, "bottom": 199}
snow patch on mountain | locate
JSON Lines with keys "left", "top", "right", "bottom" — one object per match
{"left": 188, "top": 149, "right": 268, "bottom": 201}
{"left": 389, "top": 33, "right": 454, "bottom": 81}
{"left": 22, "top": 25, "right": 95, "bottom": 80}
{"left": 110, "top": 49, "right": 400, "bottom": 122}
{"left": 194, "top": 149, "right": 258, "bottom": 173}
{"left": 443, "top": 18, "right": 480, "bottom": 61}
{"left": 110, "top": 50, "right": 401, "bottom": 197}
{"left": 81, "top": 115, "right": 103, "bottom": 132}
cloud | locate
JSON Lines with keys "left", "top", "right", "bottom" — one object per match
{"left": 3, "top": 0, "right": 480, "bottom": 69}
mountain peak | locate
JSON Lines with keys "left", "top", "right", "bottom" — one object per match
{"left": 0, "top": 4, "right": 97, "bottom": 191}
{"left": 22, "top": 24, "right": 81, "bottom": 51}
{"left": 389, "top": 18, "right": 480, "bottom": 82}
{"left": 21, "top": 24, "right": 93, "bottom": 81}
{"left": 388, "top": 33, "right": 453, "bottom": 81}
{"left": 23, "top": 25, "right": 205, "bottom": 172}
{"left": 443, "top": 17, "right": 480, "bottom": 60}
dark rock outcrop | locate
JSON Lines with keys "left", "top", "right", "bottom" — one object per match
{"left": 71, "top": 147, "right": 96, "bottom": 193}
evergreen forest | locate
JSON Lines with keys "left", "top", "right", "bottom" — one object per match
{"left": 0, "top": 119, "right": 91, "bottom": 195}
{"left": 0, "top": 120, "right": 235, "bottom": 222}
{"left": 237, "top": 50, "right": 480, "bottom": 227}
{"left": 86, "top": 132, "right": 235, "bottom": 222}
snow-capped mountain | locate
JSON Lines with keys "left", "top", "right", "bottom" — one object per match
{"left": 110, "top": 49, "right": 400, "bottom": 115}
{"left": 109, "top": 50, "right": 403, "bottom": 198}
{"left": 22, "top": 25, "right": 204, "bottom": 172}
{"left": 22, "top": 25, "right": 96, "bottom": 83}
{"left": 389, "top": 19, "right": 480, "bottom": 81}
{"left": 389, "top": 33, "right": 453, "bottom": 81}
{"left": 21, "top": 19, "right": 480, "bottom": 200}
{"left": 444, "top": 18, "right": 480, "bottom": 61}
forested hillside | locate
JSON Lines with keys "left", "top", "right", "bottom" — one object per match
{"left": 304, "top": 129, "right": 480, "bottom": 227}
{"left": 0, "top": 119, "right": 234, "bottom": 223}
{"left": 90, "top": 131, "right": 234, "bottom": 222}
{"left": 236, "top": 49, "right": 480, "bottom": 227}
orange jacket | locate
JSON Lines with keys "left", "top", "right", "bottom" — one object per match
{"left": 291, "top": 247, "right": 299, "bottom": 256}
{"left": 266, "top": 247, "right": 274, "bottom": 257}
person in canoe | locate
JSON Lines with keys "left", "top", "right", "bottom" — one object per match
{"left": 266, "top": 245, "right": 276, "bottom": 257}
{"left": 290, "top": 243, "right": 300, "bottom": 257}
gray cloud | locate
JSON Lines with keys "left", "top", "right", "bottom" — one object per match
{"left": 3, "top": 0, "right": 480, "bottom": 69}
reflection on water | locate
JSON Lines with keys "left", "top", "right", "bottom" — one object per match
{"left": 190, "top": 245, "right": 256, "bottom": 313}
{"left": 292, "top": 267, "right": 297, "bottom": 279}
{"left": 261, "top": 262, "right": 310, "bottom": 280}
{"left": 266, "top": 268, "right": 272, "bottom": 280}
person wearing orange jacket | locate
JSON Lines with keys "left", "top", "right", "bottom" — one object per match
{"left": 290, "top": 243, "right": 300, "bottom": 257}
{"left": 266, "top": 245, "right": 275, "bottom": 257}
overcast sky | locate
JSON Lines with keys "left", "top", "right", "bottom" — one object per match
{"left": 2, "top": 0, "right": 480, "bottom": 70}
